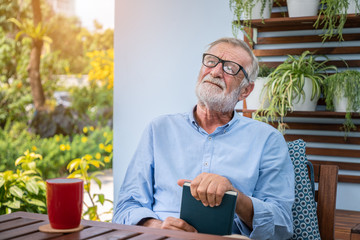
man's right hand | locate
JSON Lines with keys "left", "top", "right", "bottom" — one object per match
{"left": 141, "top": 217, "right": 197, "bottom": 232}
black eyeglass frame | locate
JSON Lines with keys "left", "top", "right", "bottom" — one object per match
{"left": 202, "top": 53, "right": 249, "bottom": 81}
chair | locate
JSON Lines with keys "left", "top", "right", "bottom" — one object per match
{"left": 310, "top": 163, "right": 338, "bottom": 239}
{"left": 289, "top": 139, "right": 338, "bottom": 239}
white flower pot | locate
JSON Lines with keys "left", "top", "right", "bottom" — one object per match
{"left": 292, "top": 78, "right": 319, "bottom": 111}
{"left": 248, "top": 0, "right": 274, "bottom": 19}
{"left": 246, "top": 77, "right": 270, "bottom": 110}
{"left": 333, "top": 90, "right": 360, "bottom": 113}
{"left": 287, "top": 0, "right": 320, "bottom": 17}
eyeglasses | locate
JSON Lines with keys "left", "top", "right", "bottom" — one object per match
{"left": 202, "top": 53, "right": 249, "bottom": 81}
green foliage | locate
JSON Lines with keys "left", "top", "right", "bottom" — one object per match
{"left": 0, "top": 150, "right": 46, "bottom": 214}
{"left": 67, "top": 154, "right": 112, "bottom": 221}
{"left": 230, "top": 0, "right": 274, "bottom": 42}
{"left": 69, "top": 85, "right": 113, "bottom": 127}
{"left": 258, "top": 64, "right": 275, "bottom": 77}
{"left": 0, "top": 124, "right": 113, "bottom": 179}
{"left": 254, "top": 51, "right": 337, "bottom": 132}
{"left": 315, "top": 0, "right": 359, "bottom": 42}
{"left": 324, "top": 70, "right": 360, "bottom": 132}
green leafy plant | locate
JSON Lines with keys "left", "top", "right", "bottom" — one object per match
{"left": 67, "top": 154, "right": 113, "bottom": 221}
{"left": 230, "top": 0, "right": 274, "bottom": 43}
{"left": 314, "top": 0, "right": 360, "bottom": 42}
{"left": 258, "top": 64, "right": 275, "bottom": 77}
{"left": 254, "top": 51, "right": 337, "bottom": 132}
{"left": 0, "top": 150, "right": 46, "bottom": 214}
{"left": 324, "top": 70, "right": 360, "bottom": 133}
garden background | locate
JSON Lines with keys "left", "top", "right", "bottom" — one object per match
{"left": 0, "top": 0, "right": 114, "bottom": 221}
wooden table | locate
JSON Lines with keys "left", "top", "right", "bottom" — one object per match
{"left": 336, "top": 210, "right": 360, "bottom": 240}
{"left": 0, "top": 211, "right": 249, "bottom": 240}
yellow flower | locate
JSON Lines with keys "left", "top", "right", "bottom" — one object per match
{"left": 81, "top": 137, "right": 88, "bottom": 143}
{"left": 31, "top": 146, "right": 37, "bottom": 151}
{"left": 60, "top": 144, "right": 66, "bottom": 151}
{"left": 95, "top": 152, "right": 101, "bottom": 159}
{"left": 84, "top": 154, "right": 92, "bottom": 160}
{"left": 99, "top": 143, "right": 105, "bottom": 149}
{"left": 66, "top": 144, "right": 71, "bottom": 151}
{"left": 55, "top": 136, "right": 60, "bottom": 142}
{"left": 104, "top": 156, "right": 110, "bottom": 163}
{"left": 105, "top": 144, "right": 112, "bottom": 153}
{"left": 103, "top": 132, "right": 108, "bottom": 138}
{"left": 89, "top": 126, "right": 95, "bottom": 131}
{"left": 83, "top": 127, "right": 88, "bottom": 133}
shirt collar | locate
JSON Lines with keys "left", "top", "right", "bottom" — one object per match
{"left": 189, "top": 105, "right": 241, "bottom": 133}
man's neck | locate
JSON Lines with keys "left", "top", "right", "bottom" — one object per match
{"left": 194, "top": 104, "right": 234, "bottom": 134}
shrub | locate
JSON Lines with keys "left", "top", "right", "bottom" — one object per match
{"left": 0, "top": 150, "right": 47, "bottom": 214}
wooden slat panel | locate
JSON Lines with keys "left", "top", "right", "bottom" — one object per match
{"left": 310, "top": 160, "right": 360, "bottom": 171}
{"left": 240, "top": 14, "right": 360, "bottom": 31}
{"left": 259, "top": 60, "right": 360, "bottom": 68}
{"left": 338, "top": 175, "right": 360, "bottom": 183}
{"left": 275, "top": 122, "right": 360, "bottom": 132}
{"left": 257, "top": 33, "right": 360, "bottom": 44}
{"left": 306, "top": 147, "right": 360, "bottom": 158}
{"left": 236, "top": 109, "right": 360, "bottom": 118}
{"left": 253, "top": 46, "right": 360, "bottom": 56}
{"left": 285, "top": 135, "right": 360, "bottom": 145}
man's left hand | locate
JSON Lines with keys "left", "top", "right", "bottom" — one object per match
{"left": 178, "top": 173, "right": 235, "bottom": 207}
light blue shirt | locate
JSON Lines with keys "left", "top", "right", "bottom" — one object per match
{"left": 113, "top": 109, "right": 294, "bottom": 239}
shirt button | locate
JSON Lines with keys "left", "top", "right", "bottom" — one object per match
{"left": 204, "top": 162, "right": 208, "bottom": 166}
{"left": 208, "top": 136, "right": 212, "bottom": 140}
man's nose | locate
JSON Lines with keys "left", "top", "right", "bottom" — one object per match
{"left": 210, "top": 63, "right": 224, "bottom": 78}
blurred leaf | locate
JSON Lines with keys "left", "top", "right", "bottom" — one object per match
{"left": 9, "top": 185, "right": 23, "bottom": 198}
{"left": 26, "top": 180, "right": 39, "bottom": 195}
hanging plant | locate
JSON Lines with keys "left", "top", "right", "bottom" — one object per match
{"left": 324, "top": 70, "right": 360, "bottom": 133}
{"left": 230, "top": 0, "right": 274, "bottom": 44}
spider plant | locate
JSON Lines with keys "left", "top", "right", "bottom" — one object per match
{"left": 254, "top": 51, "right": 337, "bottom": 132}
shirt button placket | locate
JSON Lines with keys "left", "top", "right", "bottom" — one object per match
{"left": 202, "top": 135, "right": 213, "bottom": 171}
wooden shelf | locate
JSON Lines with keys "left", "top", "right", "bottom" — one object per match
{"left": 238, "top": 14, "right": 360, "bottom": 32}
{"left": 236, "top": 109, "right": 360, "bottom": 118}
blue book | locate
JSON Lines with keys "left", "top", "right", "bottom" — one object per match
{"left": 179, "top": 182, "right": 238, "bottom": 235}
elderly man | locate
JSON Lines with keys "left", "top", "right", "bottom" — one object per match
{"left": 113, "top": 37, "right": 294, "bottom": 239}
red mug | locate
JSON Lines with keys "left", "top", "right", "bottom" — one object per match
{"left": 46, "top": 178, "right": 84, "bottom": 229}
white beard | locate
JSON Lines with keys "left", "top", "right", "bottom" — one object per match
{"left": 195, "top": 74, "right": 241, "bottom": 113}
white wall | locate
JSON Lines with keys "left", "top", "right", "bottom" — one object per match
{"left": 113, "top": 0, "right": 241, "bottom": 204}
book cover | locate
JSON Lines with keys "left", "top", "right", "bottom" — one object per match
{"left": 179, "top": 182, "right": 237, "bottom": 235}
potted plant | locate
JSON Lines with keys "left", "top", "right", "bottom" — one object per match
{"left": 324, "top": 70, "right": 360, "bottom": 132}
{"left": 230, "top": 0, "right": 274, "bottom": 42}
{"left": 245, "top": 64, "right": 274, "bottom": 110}
{"left": 287, "top": 0, "right": 320, "bottom": 17}
{"left": 254, "top": 51, "right": 337, "bottom": 132}
{"left": 314, "top": 0, "right": 360, "bottom": 42}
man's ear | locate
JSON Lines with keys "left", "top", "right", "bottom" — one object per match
{"left": 238, "top": 82, "right": 254, "bottom": 102}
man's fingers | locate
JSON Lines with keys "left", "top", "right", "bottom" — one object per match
{"left": 177, "top": 179, "right": 191, "bottom": 187}
{"left": 162, "top": 217, "right": 197, "bottom": 232}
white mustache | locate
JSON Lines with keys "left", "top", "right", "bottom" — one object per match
{"left": 202, "top": 75, "right": 226, "bottom": 90}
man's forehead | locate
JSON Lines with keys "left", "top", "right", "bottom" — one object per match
{"left": 207, "top": 42, "right": 251, "bottom": 63}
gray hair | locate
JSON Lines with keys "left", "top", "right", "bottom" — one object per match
{"left": 207, "top": 37, "right": 259, "bottom": 84}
